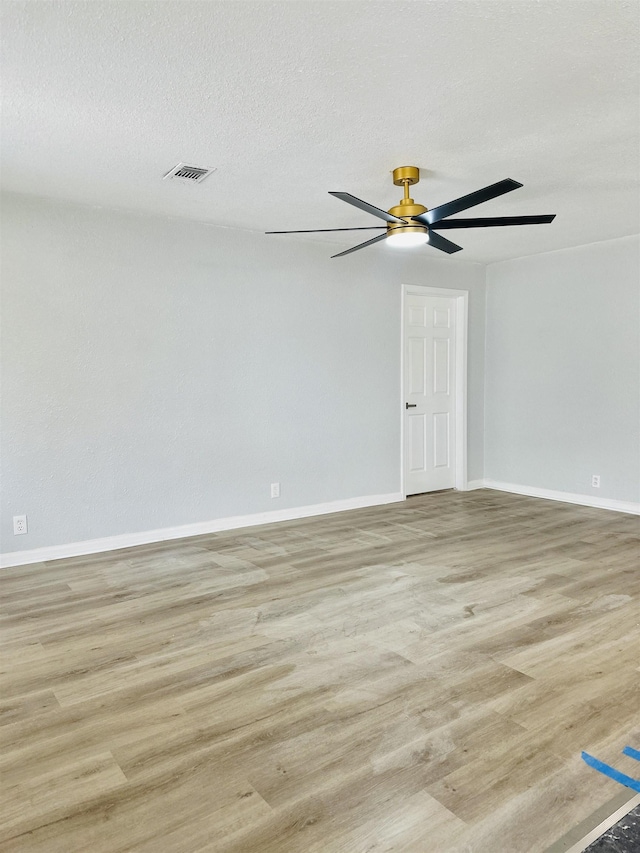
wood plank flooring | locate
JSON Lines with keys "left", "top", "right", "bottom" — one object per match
{"left": 1, "top": 489, "right": 638, "bottom": 852}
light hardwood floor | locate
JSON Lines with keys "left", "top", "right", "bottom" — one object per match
{"left": 1, "top": 489, "right": 638, "bottom": 852}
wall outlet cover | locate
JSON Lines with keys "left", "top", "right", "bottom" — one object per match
{"left": 13, "top": 515, "right": 28, "bottom": 535}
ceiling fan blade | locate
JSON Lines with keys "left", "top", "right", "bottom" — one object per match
{"left": 413, "top": 179, "right": 523, "bottom": 226}
{"left": 427, "top": 230, "right": 463, "bottom": 254}
{"left": 329, "top": 192, "right": 407, "bottom": 224}
{"left": 266, "top": 226, "right": 386, "bottom": 234}
{"left": 430, "top": 214, "right": 556, "bottom": 229}
{"left": 331, "top": 232, "right": 389, "bottom": 258}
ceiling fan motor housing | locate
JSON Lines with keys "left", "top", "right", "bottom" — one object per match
{"left": 388, "top": 166, "right": 428, "bottom": 238}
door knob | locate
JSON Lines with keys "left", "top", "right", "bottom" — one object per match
{"left": 405, "top": 403, "right": 417, "bottom": 409}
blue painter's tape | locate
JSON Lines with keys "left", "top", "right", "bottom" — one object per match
{"left": 581, "top": 751, "right": 640, "bottom": 793}
{"left": 622, "top": 746, "right": 640, "bottom": 763}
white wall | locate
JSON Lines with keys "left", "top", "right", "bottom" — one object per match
{"left": 0, "top": 193, "right": 486, "bottom": 554}
{"left": 484, "top": 235, "right": 640, "bottom": 505}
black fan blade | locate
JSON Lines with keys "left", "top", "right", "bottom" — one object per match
{"left": 430, "top": 214, "right": 556, "bottom": 229}
{"left": 427, "top": 230, "right": 463, "bottom": 254}
{"left": 331, "top": 232, "right": 388, "bottom": 258}
{"left": 329, "top": 192, "right": 407, "bottom": 224}
{"left": 266, "top": 226, "right": 386, "bottom": 234}
{"left": 413, "top": 179, "right": 523, "bottom": 226}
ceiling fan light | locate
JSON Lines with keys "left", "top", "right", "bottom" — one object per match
{"left": 386, "top": 229, "right": 429, "bottom": 248}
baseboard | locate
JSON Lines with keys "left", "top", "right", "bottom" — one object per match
{"left": 4, "top": 481, "right": 636, "bottom": 569}
{"left": 481, "top": 479, "right": 640, "bottom": 515}
{"left": 0, "top": 492, "right": 405, "bottom": 568}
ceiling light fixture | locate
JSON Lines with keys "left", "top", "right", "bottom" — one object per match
{"left": 386, "top": 229, "right": 429, "bottom": 247}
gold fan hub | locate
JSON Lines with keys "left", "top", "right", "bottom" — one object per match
{"left": 387, "top": 200, "right": 428, "bottom": 237}
{"left": 388, "top": 201, "right": 427, "bottom": 220}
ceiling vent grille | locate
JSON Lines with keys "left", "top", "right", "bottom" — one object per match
{"left": 163, "top": 163, "right": 215, "bottom": 183}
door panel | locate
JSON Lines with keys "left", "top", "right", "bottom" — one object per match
{"left": 433, "top": 338, "right": 450, "bottom": 395}
{"left": 433, "top": 307, "right": 450, "bottom": 328}
{"left": 409, "top": 305, "right": 427, "bottom": 326}
{"left": 404, "top": 293, "right": 456, "bottom": 494}
{"left": 408, "top": 413, "right": 427, "bottom": 472}
{"left": 433, "top": 412, "right": 450, "bottom": 468}
{"left": 408, "top": 337, "right": 427, "bottom": 395}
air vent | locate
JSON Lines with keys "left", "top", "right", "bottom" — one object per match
{"left": 163, "top": 163, "right": 215, "bottom": 184}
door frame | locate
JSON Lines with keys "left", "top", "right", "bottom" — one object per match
{"left": 400, "top": 284, "right": 469, "bottom": 497}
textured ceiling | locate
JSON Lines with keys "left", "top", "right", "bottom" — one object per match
{"left": 1, "top": 0, "right": 638, "bottom": 264}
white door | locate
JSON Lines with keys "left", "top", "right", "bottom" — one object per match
{"left": 404, "top": 292, "right": 457, "bottom": 495}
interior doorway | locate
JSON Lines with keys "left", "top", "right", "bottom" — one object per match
{"left": 401, "top": 285, "right": 468, "bottom": 496}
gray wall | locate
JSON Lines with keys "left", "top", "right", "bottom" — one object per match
{"left": 0, "top": 193, "right": 486, "bottom": 552}
{"left": 485, "top": 235, "right": 640, "bottom": 503}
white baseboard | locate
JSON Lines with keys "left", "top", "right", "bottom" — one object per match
{"left": 463, "top": 479, "right": 486, "bottom": 491}
{"left": 3, "top": 481, "right": 636, "bottom": 569}
{"left": 0, "top": 492, "right": 405, "bottom": 569}
{"left": 481, "top": 479, "right": 640, "bottom": 515}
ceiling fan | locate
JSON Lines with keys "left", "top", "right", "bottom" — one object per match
{"left": 266, "top": 166, "right": 555, "bottom": 258}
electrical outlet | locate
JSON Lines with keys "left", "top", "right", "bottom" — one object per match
{"left": 270, "top": 482, "right": 280, "bottom": 499}
{"left": 13, "top": 515, "right": 28, "bottom": 535}
{"left": 591, "top": 474, "right": 600, "bottom": 488}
